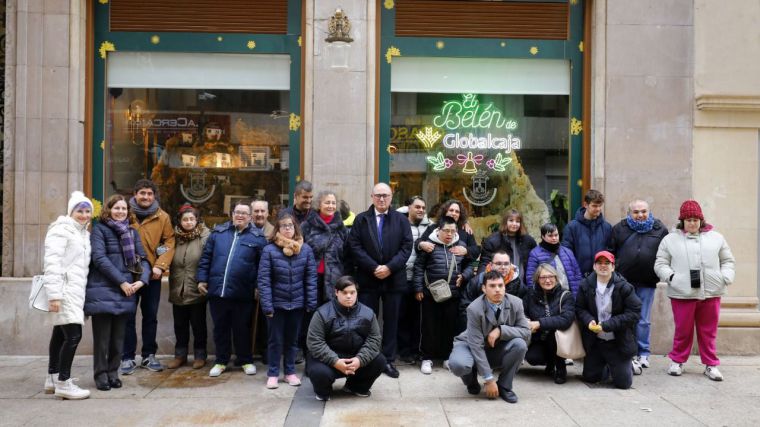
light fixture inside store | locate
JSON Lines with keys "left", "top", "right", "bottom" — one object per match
{"left": 325, "top": 8, "right": 353, "bottom": 69}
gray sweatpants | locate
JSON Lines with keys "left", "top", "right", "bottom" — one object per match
{"left": 448, "top": 337, "right": 528, "bottom": 390}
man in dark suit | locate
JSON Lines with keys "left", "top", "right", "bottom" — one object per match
{"left": 346, "top": 183, "right": 413, "bottom": 378}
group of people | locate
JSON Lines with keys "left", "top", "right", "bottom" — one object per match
{"left": 41, "top": 180, "right": 735, "bottom": 403}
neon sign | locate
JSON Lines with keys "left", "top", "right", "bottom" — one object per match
{"left": 433, "top": 94, "right": 518, "bottom": 131}
{"left": 415, "top": 126, "right": 443, "bottom": 148}
{"left": 442, "top": 133, "right": 521, "bottom": 151}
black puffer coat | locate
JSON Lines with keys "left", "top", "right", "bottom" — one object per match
{"left": 523, "top": 283, "right": 576, "bottom": 334}
{"left": 480, "top": 232, "right": 537, "bottom": 284}
{"left": 301, "top": 212, "right": 349, "bottom": 296}
{"left": 412, "top": 230, "right": 473, "bottom": 296}
{"left": 609, "top": 218, "right": 668, "bottom": 287}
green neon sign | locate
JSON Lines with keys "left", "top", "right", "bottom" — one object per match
{"left": 433, "top": 94, "right": 518, "bottom": 131}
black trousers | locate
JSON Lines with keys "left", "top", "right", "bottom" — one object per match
{"left": 396, "top": 281, "right": 421, "bottom": 359}
{"left": 420, "top": 295, "right": 461, "bottom": 360}
{"left": 92, "top": 313, "right": 128, "bottom": 384}
{"left": 209, "top": 298, "right": 253, "bottom": 365}
{"left": 48, "top": 324, "right": 83, "bottom": 381}
{"left": 525, "top": 333, "right": 566, "bottom": 374}
{"left": 359, "top": 288, "right": 402, "bottom": 362}
{"left": 307, "top": 354, "right": 386, "bottom": 397}
{"left": 172, "top": 302, "right": 208, "bottom": 359}
{"left": 582, "top": 339, "right": 633, "bottom": 389}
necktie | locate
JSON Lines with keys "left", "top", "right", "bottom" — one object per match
{"left": 377, "top": 213, "right": 385, "bottom": 248}
{"left": 495, "top": 307, "right": 502, "bottom": 322}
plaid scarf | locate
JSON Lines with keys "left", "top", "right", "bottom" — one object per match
{"left": 105, "top": 218, "right": 138, "bottom": 268}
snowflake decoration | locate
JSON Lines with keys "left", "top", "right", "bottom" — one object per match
{"left": 570, "top": 117, "right": 582, "bottom": 135}
{"left": 578, "top": 41, "right": 584, "bottom": 52}
{"left": 92, "top": 199, "right": 103, "bottom": 219}
{"left": 100, "top": 140, "right": 105, "bottom": 150}
{"left": 298, "top": 36, "right": 302, "bottom": 47}
{"left": 529, "top": 46, "right": 539, "bottom": 56}
{"left": 289, "top": 113, "right": 302, "bottom": 132}
{"left": 385, "top": 46, "right": 401, "bottom": 64}
{"left": 99, "top": 41, "right": 115, "bottom": 59}
{"left": 150, "top": 35, "right": 160, "bottom": 45}
{"left": 98, "top": 0, "right": 108, "bottom": 4}
{"left": 384, "top": 0, "right": 395, "bottom": 9}
{"left": 247, "top": 40, "right": 256, "bottom": 50}
{"left": 217, "top": 36, "right": 224, "bottom": 42}
{"left": 435, "top": 41, "right": 445, "bottom": 50}
{"left": 415, "top": 126, "right": 443, "bottom": 149}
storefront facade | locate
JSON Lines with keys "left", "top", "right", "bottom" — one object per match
{"left": 2, "top": 0, "right": 759, "bottom": 354}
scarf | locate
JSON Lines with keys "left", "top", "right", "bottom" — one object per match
{"left": 129, "top": 197, "right": 159, "bottom": 221}
{"left": 273, "top": 232, "right": 303, "bottom": 256}
{"left": 174, "top": 224, "right": 204, "bottom": 244}
{"left": 105, "top": 218, "right": 138, "bottom": 268}
{"left": 316, "top": 213, "right": 335, "bottom": 274}
{"left": 626, "top": 214, "right": 655, "bottom": 233}
{"left": 485, "top": 263, "right": 516, "bottom": 284}
{"left": 539, "top": 240, "right": 560, "bottom": 253}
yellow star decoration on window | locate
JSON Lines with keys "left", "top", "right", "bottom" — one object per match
{"left": 385, "top": 46, "right": 401, "bottom": 64}
{"left": 150, "top": 35, "right": 160, "bottom": 45}
{"left": 247, "top": 40, "right": 256, "bottom": 50}
{"left": 384, "top": 0, "right": 395, "bottom": 10}
{"left": 92, "top": 199, "right": 103, "bottom": 219}
{"left": 289, "top": 113, "right": 302, "bottom": 132}
{"left": 217, "top": 36, "right": 224, "bottom": 42}
{"left": 578, "top": 41, "right": 584, "bottom": 52}
{"left": 529, "top": 46, "right": 539, "bottom": 55}
{"left": 99, "top": 41, "right": 115, "bottom": 59}
{"left": 435, "top": 41, "right": 445, "bottom": 50}
{"left": 570, "top": 117, "right": 583, "bottom": 135}
{"left": 298, "top": 36, "right": 302, "bottom": 47}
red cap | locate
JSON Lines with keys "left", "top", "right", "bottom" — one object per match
{"left": 594, "top": 251, "right": 615, "bottom": 264}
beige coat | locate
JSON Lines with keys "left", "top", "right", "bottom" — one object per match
{"left": 169, "top": 226, "right": 210, "bottom": 305}
{"left": 655, "top": 229, "right": 735, "bottom": 300}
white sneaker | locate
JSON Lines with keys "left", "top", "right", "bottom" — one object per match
{"left": 565, "top": 358, "right": 574, "bottom": 366}
{"left": 420, "top": 360, "right": 433, "bottom": 375}
{"left": 242, "top": 364, "right": 257, "bottom": 375}
{"left": 667, "top": 361, "right": 683, "bottom": 376}
{"left": 639, "top": 355, "right": 650, "bottom": 368}
{"left": 704, "top": 366, "right": 723, "bottom": 381}
{"left": 209, "top": 364, "right": 226, "bottom": 377}
{"left": 632, "top": 359, "right": 643, "bottom": 375}
{"left": 443, "top": 360, "right": 450, "bottom": 371}
{"left": 54, "top": 378, "right": 90, "bottom": 400}
{"left": 44, "top": 373, "right": 57, "bottom": 394}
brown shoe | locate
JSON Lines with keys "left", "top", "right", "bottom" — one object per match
{"left": 166, "top": 357, "right": 187, "bottom": 369}
{"left": 192, "top": 358, "right": 207, "bottom": 369}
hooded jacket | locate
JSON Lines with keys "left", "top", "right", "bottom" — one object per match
{"left": 412, "top": 228, "right": 473, "bottom": 295}
{"left": 609, "top": 218, "right": 669, "bottom": 287}
{"left": 654, "top": 229, "right": 735, "bottom": 300}
{"left": 301, "top": 211, "right": 349, "bottom": 296}
{"left": 168, "top": 225, "right": 210, "bottom": 305}
{"left": 43, "top": 216, "right": 91, "bottom": 325}
{"left": 396, "top": 205, "right": 432, "bottom": 281}
{"left": 561, "top": 207, "right": 612, "bottom": 275}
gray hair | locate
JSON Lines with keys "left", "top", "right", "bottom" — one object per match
{"left": 314, "top": 190, "right": 337, "bottom": 210}
{"left": 532, "top": 263, "right": 559, "bottom": 285}
{"left": 294, "top": 180, "right": 313, "bottom": 195}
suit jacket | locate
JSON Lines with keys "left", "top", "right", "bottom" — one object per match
{"left": 346, "top": 205, "right": 413, "bottom": 292}
{"left": 454, "top": 294, "right": 531, "bottom": 380}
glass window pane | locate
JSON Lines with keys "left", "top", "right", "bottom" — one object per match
{"left": 389, "top": 92, "right": 569, "bottom": 242}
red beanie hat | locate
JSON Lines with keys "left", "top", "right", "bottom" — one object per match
{"left": 679, "top": 200, "right": 704, "bottom": 221}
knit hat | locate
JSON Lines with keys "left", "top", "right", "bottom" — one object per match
{"left": 67, "top": 191, "right": 93, "bottom": 215}
{"left": 178, "top": 203, "right": 195, "bottom": 215}
{"left": 678, "top": 200, "right": 704, "bottom": 221}
{"left": 594, "top": 250, "right": 615, "bottom": 264}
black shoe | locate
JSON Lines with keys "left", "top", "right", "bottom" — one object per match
{"left": 95, "top": 381, "right": 111, "bottom": 391}
{"left": 108, "top": 378, "right": 122, "bottom": 388}
{"left": 384, "top": 363, "right": 400, "bottom": 378}
{"left": 554, "top": 364, "right": 567, "bottom": 385}
{"left": 466, "top": 382, "right": 481, "bottom": 395}
{"left": 499, "top": 387, "right": 518, "bottom": 404}
{"left": 397, "top": 355, "right": 417, "bottom": 365}
{"left": 295, "top": 350, "right": 304, "bottom": 365}
{"left": 544, "top": 365, "right": 555, "bottom": 377}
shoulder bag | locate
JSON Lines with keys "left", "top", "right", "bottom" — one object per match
{"left": 555, "top": 290, "right": 585, "bottom": 359}
{"left": 424, "top": 251, "right": 455, "bottom": 303}
{"left": 29, "top": 275, "right": 50, "bottom": 312}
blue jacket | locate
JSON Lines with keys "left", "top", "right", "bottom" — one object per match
{"left": 526, "top": 243, "right": 583, "bottom": 296}
{"left": 258, "top": 242, "right": 318, "bottom": 314}
{"left": 196, "top": 222, "right": 267, "bottom": 300}
{"left": 85, "top": 222, "right": 151, "bottom": 316}
{"left": 561, "top": 207, "right": 612, "bottom": 275}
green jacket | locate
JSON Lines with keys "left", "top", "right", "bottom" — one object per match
{"left": 169, "top": 225, "right": 210, "bottom": 305}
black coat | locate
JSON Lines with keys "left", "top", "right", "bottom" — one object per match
{"left": 523, "top": 284, "right": 575, "bottom": 334}
{"left": 412, "top": 237, "right": 472, "bottom": 295}
{"left": 480, "top": 232, "right": 537, "bottom": 284}
{"left": 418, "top": 225, "right": 481, "bottom": 261}
{"left": 609, "top": 219, "right": 669, "bottom": 287}
{"left": 301, "top": 212, "right": 349, "bottom": 295}
{"left": 346, "top": 205, "right": 413, "bottom": 292}
{"left": 575, "top": 272, "right": 641, "bottom": 357}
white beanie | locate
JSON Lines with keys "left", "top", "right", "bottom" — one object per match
{"left": 67, "top": 191, "right": 93, "bottom": 215}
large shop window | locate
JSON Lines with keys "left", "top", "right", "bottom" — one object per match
{"left": 106, "top": 52, "right": 291, "bottom": 226}
{"left": 390, "top": 57, "right": 570, "bottom": 241}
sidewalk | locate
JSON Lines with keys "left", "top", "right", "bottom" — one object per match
{"left": 1, "top": 355, "right": 759, "bottom": 426}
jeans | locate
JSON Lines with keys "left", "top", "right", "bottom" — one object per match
{"left": 172, "top": 302, "right": 208, "bottom": 359}
{"left": 209, "top": 298, "right": 254, "bottom": 365}
{"left": 48, "top": 324, "right": 83, "bottom": 381}
{"left": 123, "top": 278, "right": 161, "bottom": 360}
{"left": 266, "top": 309, "right": 304, "bottom": 377}
{"left": 635, "top": 287, "right": 656, "bottom": 357}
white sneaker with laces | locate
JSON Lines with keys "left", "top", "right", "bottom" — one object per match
{"left": 668, "top": 361, "right": 683, "bottom": 376}
{"left": 44, "top": 373, "right": 57, "bottom": 394}
{"left": 54, "top": 378, "right": 90, "bottom": 400}
{"left": 639, "top": 355, "right": 650, "bottom": 368}
{"left": 242, "top": 364, "right": 257, "bottom": 375}
{"left": 420, "top": 359, "right": 433, "bottom": 375}
{"left": 704, "top": 366, "right": 723, "bottom": 381}
{"left": 209, "top": 364, "right": 226, "bottom": 377}
{"left": 632, "top": 359, "right": 643, "bottom": 375}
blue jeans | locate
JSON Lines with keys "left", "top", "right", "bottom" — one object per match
{"left": 266, "top": 308, "right": 304, "bottom": 377}
{"left": 635, "top": 287, "right": 656, "bottom": 357}
{"left": 123, "top": 278, "right": 161, "bottom": 360}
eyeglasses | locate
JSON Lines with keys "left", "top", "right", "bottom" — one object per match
{"left": 280, "top": 224, "right": 295, "bottom": 230}
{"left": 372, "top": 194, "right": 391, "bottom": 199}
{"left": 492, "top": 262, "right": 511, "bottom": 267}
{"left": 539, "top": 275, "right": 556, "bottom": 281}
{"left": 232, "top": 211, "right": 251, "bottom": 217}
{"left": 439, "top": 228, "right": 457, "bottom": 234}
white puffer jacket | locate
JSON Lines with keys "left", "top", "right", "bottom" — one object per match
{"left": 43, "top": 215, "right": 91, "bottom": 325}
{"left": 654, "top": 229, "right": 735, "bottom": 300}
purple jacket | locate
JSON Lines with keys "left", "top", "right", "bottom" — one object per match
{"left": 525, "top": 244, "right": 583, "bottom": 296}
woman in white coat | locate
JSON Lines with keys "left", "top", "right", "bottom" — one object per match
{"left": 655, "top": 200, "right": 735, "bottom": 381}
{"left": 42, "top": 191, "right": 93, "bottom": 400}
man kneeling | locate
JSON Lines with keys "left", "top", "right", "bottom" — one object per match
{"left": 449, "top": 271, "right": 530, "bottom": 403}
{"left": 307, "top": 276, "right": 386, "bottom": 401}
